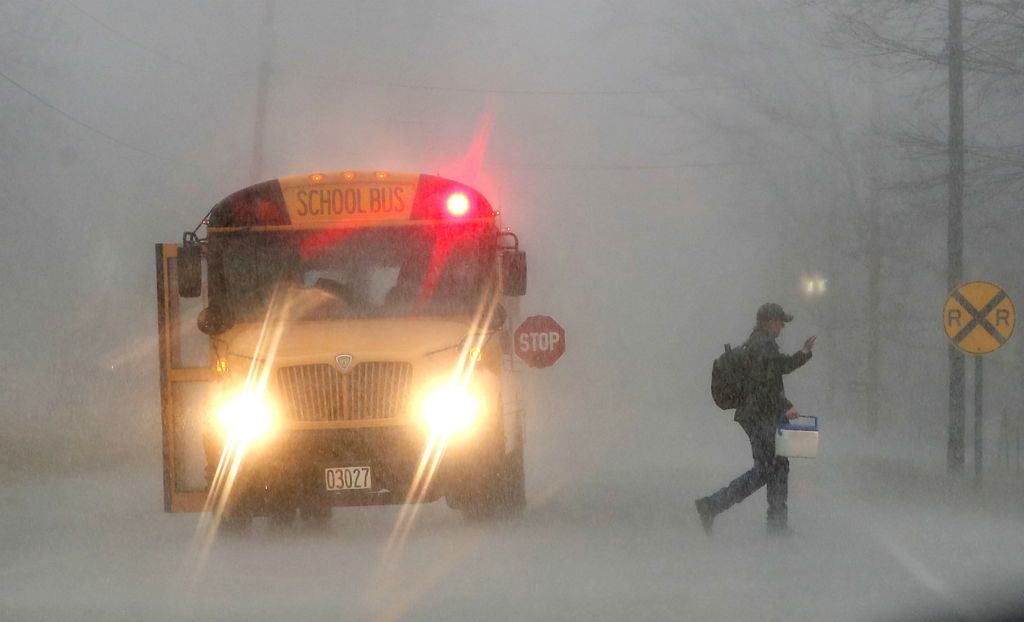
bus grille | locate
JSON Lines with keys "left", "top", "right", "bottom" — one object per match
{"left": 276, "top": 362, "right": 413, "bottom": 422}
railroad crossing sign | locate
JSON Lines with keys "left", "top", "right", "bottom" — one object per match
{"left": 514, "top": 315, "right": 566, "bottom": 368}
{"left": 943, "top": 281, "right": 1015, "bottom": 355}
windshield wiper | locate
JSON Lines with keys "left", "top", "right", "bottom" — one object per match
{"left": 424, "top": 331, "right": 496, "bottom": 357}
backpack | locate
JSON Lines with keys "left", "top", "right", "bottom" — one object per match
{"left": 711, "top": 343, "right": 749, "bottom": 410}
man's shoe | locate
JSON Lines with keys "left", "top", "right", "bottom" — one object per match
{"left": 767, "top": 524, "right": 795, "bottom": 538}
{"left": 694, "top": 498, "right": 714, "bottom": 536}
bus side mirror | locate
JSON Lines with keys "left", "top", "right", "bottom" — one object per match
{"left": 502, "top": 251, "right": 527, "bottom": 297}
{"left": 177, "top": 241, "right": 202, "bottom": 298}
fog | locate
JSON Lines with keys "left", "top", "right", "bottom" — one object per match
{"left": 2, "top": 1, "right": 1023, "bottom": 620}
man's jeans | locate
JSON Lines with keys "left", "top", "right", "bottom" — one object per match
{"left": 702, "top": 418, "right": 790, "bottom": 528}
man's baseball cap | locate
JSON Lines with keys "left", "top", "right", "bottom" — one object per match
{"left": 757, "top": 302, "right": 793, "bottom": 322}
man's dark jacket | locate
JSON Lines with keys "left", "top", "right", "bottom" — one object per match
{"left": 734, "top": 326, "right": 812, "bottom": 424}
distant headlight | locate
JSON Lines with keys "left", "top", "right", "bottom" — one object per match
{"left": 420, "top": 385, "right": 479, "bottom": 437}
{"left": 215, "top": 392, "right": 275, "bottom": 442}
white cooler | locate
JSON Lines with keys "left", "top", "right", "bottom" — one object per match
{"left": 776, "top": 415, "right": 819, "bottom": 458}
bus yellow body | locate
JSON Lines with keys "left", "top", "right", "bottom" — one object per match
{"left": 155, "top": 171, "right": 527, "bottom": 528}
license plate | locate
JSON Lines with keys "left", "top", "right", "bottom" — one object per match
{"left": 324, "top": 466, "right": 372, "bottom": 491}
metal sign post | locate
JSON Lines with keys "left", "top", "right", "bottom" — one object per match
{"left": 974, "top": 356, "right": 982, "bottom": 486}
{"left": 943, "top": 281, "right": 1016, "bottom": 487}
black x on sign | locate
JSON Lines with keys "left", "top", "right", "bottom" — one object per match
{"left": 943, "top": 281, "right": 1016, "bottom": 355}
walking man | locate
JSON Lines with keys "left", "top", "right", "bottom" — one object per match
{"left": 695, "top": 302, "right": 816, "bottom": 536}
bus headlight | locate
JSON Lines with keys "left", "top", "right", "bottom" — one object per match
{"left": 420, "top": 385, "right": 479, "bottom": 437}
{"left": 215, "top": 392, "right": 275, "bottom": 442}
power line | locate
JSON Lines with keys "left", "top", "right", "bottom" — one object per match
{"left": 15, "top": 2, "right": 766, "bottom": 174}
{"left": 60, "top": 0, "right": 715, "bottom": 98}
{"left": 487, "top": 156, "right": 812, "bottom": 171}
{"left": 304, "top": 77, "right": 706, "bottom": 97}
{"left": 63, "top": 0, "right": 199, "bottom": 76}
{"left": 0, "top": 66, "right": 203, "bottom": 175}
{"left": 0, "top": 59, "right": 780, "bottom": 179}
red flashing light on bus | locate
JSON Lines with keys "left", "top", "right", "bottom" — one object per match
{"left": 446, "top": 193, "right": 470, "bottom": 216}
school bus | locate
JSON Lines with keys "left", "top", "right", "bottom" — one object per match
{"left": 155, "top": 171, "right": 527, "bottom": 529}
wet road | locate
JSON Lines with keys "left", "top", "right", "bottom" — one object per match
{"left": 2, "top": 450, "right": 1023, "bottom": 622}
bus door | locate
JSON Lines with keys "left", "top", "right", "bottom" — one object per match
{"left": 156, "top": 243, "right": 213, "bottom": 512}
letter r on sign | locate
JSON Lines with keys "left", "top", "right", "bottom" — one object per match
{"left": 947, "top": 309, "right": 962, "bottom": 327}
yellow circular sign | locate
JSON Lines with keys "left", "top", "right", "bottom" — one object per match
{"left": 943, "top": 281, "right": 1015, "bottom": 355}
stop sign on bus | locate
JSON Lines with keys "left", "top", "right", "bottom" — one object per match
{"left": 513, "top": 315, "right": 566, "bottom": 368}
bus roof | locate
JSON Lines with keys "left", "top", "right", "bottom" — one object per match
{"left": 206, "top": 171, "right": 495, "bottom": 231}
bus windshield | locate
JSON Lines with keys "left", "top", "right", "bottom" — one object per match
{"left": 210, "top": 224, "right": 494, "bottom": 322}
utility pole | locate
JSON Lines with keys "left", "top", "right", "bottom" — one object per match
{"left": 865, "top": 114, "right": 882, "bottom": 434}
{"left": 947, "top": 0, "right": 966, "bottom": 473}
{"left": 250, "top": 0, "right": 274, "bottom": 184}
{"left": 861, "top": 60, "right": 885, "bottom": 435}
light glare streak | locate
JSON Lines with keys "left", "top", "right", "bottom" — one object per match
{"left": 374, "top": 281, "right": 501, "bottom": 588}
{"left": 188, "top": 284, "right": 299, "bottom": 570}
